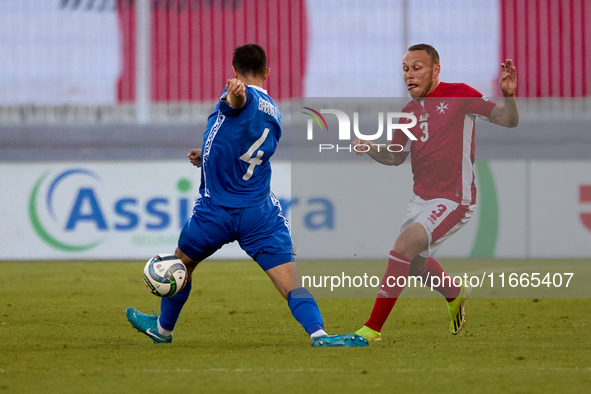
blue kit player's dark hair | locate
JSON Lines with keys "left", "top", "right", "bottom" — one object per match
{"left": 232, "top": 43, "right": 267, "bottom": 77}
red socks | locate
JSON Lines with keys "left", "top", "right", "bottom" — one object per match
{"left": 419, "top": 257, "right": 460, "bottom": 302}
{"left": 364, "top": 251, "right": 411, "bottom": 332}
{"left": 364, "top": 254, "right": 460, "bottom": 332}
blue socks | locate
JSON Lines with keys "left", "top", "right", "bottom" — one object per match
{"left": 287, "top": 288, "right": 324, "bottom": 335}
{"left": 159, "top": 280, "right": 192, "bottom": 331}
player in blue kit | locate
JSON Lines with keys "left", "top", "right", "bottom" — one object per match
{"left": 126, "top": 44, "right": 367, "bottom": 348}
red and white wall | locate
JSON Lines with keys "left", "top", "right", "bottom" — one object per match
{"left": 1, "top": 0, "right": 588, "bottom": 105}
{"left": 499, "top": 0, "right": 591, "bottom": 97}
{"left": 117, "top": 0, "right": 308, "bottom": 102}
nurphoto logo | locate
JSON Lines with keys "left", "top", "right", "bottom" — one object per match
{"left": 302, "top": 107, "right": 417, "bottom": 153}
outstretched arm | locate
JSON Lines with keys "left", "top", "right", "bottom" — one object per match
{"left": 352, "top": 138, "right": 409, "bottom": 166}
{"left": 489, "top": 59, "right": 519, "bottom": 128}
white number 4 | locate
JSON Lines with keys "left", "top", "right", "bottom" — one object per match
{"left": 240, "top": 128, "right": 270, "bottom": 180}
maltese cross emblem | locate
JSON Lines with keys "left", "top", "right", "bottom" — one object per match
{"left": 436, "top": 101, "right": 449, "bottom": 114}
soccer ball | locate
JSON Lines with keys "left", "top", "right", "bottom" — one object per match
{"left": 143, "top": 254, "right": 188, "bottom": 297}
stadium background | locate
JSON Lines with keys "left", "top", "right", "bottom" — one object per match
{"left": 1, "top": 0, "right": 590, "bottom": 261}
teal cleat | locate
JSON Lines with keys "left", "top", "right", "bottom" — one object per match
{"left": 125, "top": 308, "right": 172, "bottom": 344}
{"left": 311, "top": 334, "right": 369, "bottom": 347}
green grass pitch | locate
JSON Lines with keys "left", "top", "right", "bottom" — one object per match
{"left": 1, "top": 260, "right": 590, "bottom": 393}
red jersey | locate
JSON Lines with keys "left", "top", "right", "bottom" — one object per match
{"left": 392, "top": 82, "right": 496, "bottom": 205}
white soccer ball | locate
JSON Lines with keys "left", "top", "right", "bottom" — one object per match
{"left": 143, "top": 254, "right": 188, "bottom": 297}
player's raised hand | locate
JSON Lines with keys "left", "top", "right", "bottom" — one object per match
{"left": 352, "top": 138, "right": 372, "bottom": 155}
{"left": 187, "top": 149, "right": 202, "bottom": 168}
{"left": 499, "top": 59, "right": 517, "bottom": 97}
{"left": 226, "top": 78, "right": 246, "bottom": 98}
{"left": 225, "top": 78, "right": 246, "bottom": 108}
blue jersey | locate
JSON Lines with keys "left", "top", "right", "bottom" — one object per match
{"left": 199, "top": 85, "right": 281, "bottom": 208}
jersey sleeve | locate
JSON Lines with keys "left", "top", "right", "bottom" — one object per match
{"left": 460, "top": 83, "right": 497, "bottom": 119}
{"left": 218, "top": 87, "right": 253, "bottom": 116}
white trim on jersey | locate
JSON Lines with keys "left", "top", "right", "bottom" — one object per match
{"left": 247, "top": 85, "right": 268, "bottom": 94}
{"left": 403, "top": 138, "right": 412, "bottom": 152}
{"left": 461, "top": 114, "right": 476, "bottom": 205}
{"left": 202, "top": 110, "right": 226, "bottom": 198}
{"left": 270, "top": 191, "right": 291, "bottom": 234}
{"left": 270, "top": 191, "right": 296, "bottom": 255}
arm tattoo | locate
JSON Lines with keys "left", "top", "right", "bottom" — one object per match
{"left": 367, "top": 145, "right": 407, "bottom": 166}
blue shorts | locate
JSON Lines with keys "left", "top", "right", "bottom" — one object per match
{"left": 178, "top": 193, "right": 294, "bottom": 271}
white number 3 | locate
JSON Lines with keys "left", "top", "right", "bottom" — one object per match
{"left": 420, "top": 122, "right": 429, "bottom": 142}
{"left": 240, "top": 128, "right": 270, "bottom": 180}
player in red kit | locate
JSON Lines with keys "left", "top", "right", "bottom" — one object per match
{"left": 353, "top": 44, "right": 519, "bottom": 340}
